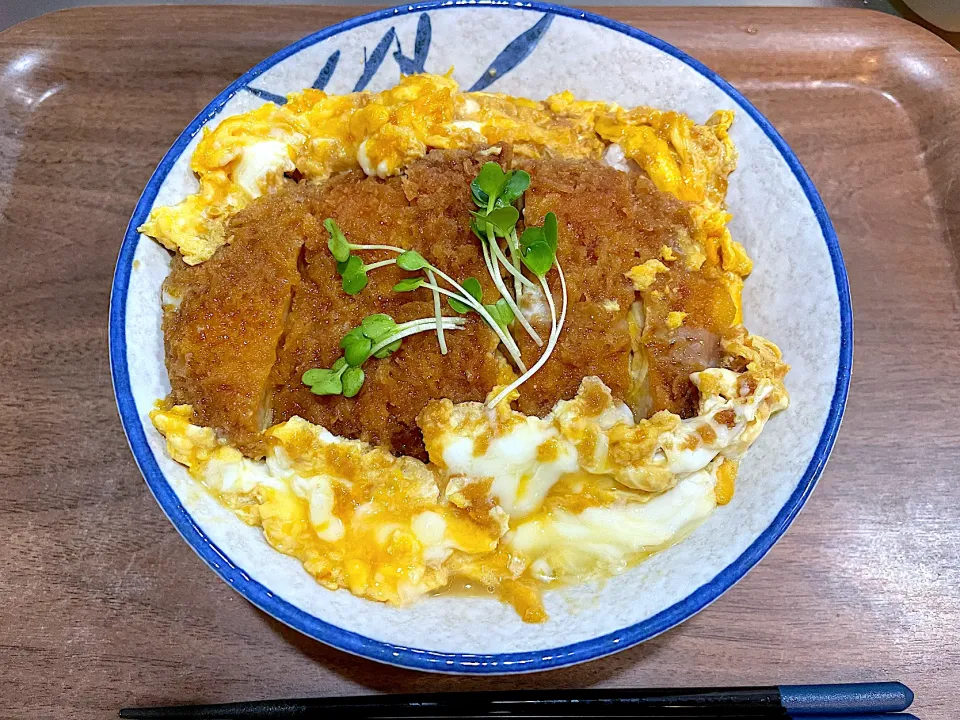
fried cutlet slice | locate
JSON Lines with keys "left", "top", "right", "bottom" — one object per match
{"left": 517, "top": 160, "right": 700, "bottom": 417}
{"left": 161, "top": 197, "right": 304, "bottom": 455}
{"left": 269, "top": 150, "right": 506, "bottom": 459}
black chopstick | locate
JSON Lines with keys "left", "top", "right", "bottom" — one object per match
{"left": 119, "top": 682, "right": 914, "bottom": 719}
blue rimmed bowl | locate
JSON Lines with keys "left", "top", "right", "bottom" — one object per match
{"left": 109, "top": 1, "right": 852, "bottom": 674}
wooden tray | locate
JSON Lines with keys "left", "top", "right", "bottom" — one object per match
{"left": 1, "top": 6, "right": 957, "bottom": 718}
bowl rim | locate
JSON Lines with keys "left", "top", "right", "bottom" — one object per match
{"left": 108, "top": 0, "right": 853, "bottom": 674}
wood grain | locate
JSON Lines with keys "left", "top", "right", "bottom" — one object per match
{"left": 0, "top": 6, "right": 958, "bottom": 719}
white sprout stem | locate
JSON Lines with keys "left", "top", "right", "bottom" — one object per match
{"left": 487, "top": 260, "right": 568, "bottom": 409}
{"left": 490, "top": 249, "right": 543, "bottom": 347}
{"left": 507, "top": 230, "right": 535, "bottom": 292}
{"left": 491, "top": 234, "right": 536, "bottom": 290}
{"left": 339, "top": 225, "right": 529, "bottom": 370}
{"left": 425, "top": 268, "right": 447, "bottom": 355}
{"left": 363, "top": 259, "right": 396, "bottom": 272}
{"left": 508, "top": 241, "right": 523, "bottom": 301}
{"left": 540, "top": 275, "right": 558, "bottom": 339}
{"left": 350, "top": 243, "right": 406, "bottom": 254}
{"left": 344, "top": 241, "right": 446, "bottom": 355}
{"left": 478, "top": 230, "right": 499, "bottom": 285}
{"left": 369, "top": 318, "right": 466, "bottom": 358}
{"left": 555, "top": 259, "right": 568, "bottom": 337}
{"left": 420, "top": 272, "right": 529, "bottom": 373}
{"left": 484, "top": 229, "right": 543, "bottom": 347}
{"left": 478, "top": 239, "right": 532, "bottom": 353}
{"left": 418, "top": 281, "right": 528, "bottom": 373}
{"left": 395, "top": 317, "right": 464, "bottom": 333}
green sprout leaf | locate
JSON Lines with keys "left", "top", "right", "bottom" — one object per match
{"left": 486, "top": 206, "right": 520, "bottom": 234}
{"left": 485, "top": 298, "right": 515, "bottom": 330}
{"left": 302, "top": 368, "right": 327, "bottom": 386}
{"left": 448, "top": 276, "right": 483, "bottom": 313}
{"left": 471, "top": 182, "right": 489, "bottom": 208}
{"left": 495, "top": 298, "right": 514, "bottom": 325}
{"left": 338, "top": 255, "right": 368, "bottom": 295}
{"left": 303, "top": 367, "right": 344, "bottom": 396}
{"left": 397, "top": 250, "right": 430, "bottom": 271}
{"left": 474, "top": 162, "right": 506, "bottom": 206}
{"left": 464, "top": 276, "right": 484, "bottom": 302}
{"left": 302, "top": 355, "right": 351, "bottom": 396}
{"left": 360, "top": 313, "right": 397, "bottom": 341}
{"left": 343, "top": 337, "right": 372, "bottom": 366}
{"left": 543, "top": 211, "right": 558, "bottom": 252}
{"left": 520, "top": 241, "right": 554, "bottom": 277}
{"left": 520, "top": 226, "right": 546, "bottom": 249}
{"left": 393, "top": 277, "right": 425, "bottom": 292}
{"left": 340, "top": 315, "right": 403, "bottom": 360}
{"left": 338, "top": 255, "right": 364, "bottom": 277}
{"left": 341, "top": 367, "right": 365, "bottom": 397}
{"left": 474, "top": 205, "right": 519, "bottom": 238}
{"left": 342, "top": 273, "right": 368, "bottom": 295}
{"left": 340, "top": 327, "right": 372, "bottom": 366}
{"left": 340, "top": 327, "right": 365, "bottom": 347}
{"left": 519, "top": 214, "right": 559, "bottom": 277}
{"left": 472, "top": 166, "right": 529, "bottom": 210}
{"left": 469, "top": 217, "right": 487, "bottom": 242}
{"left": 500, "top": 170, "right": 530, "bottom": 205}
{"left": 308, "top": 372, "right": 343, "bottom": 395}
{"left": 324, "top": 218, "right": 351, "bottom": 262}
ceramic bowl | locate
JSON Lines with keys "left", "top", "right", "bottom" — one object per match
{"left": 109, "top": 1, "right": 852, "bottom": 674}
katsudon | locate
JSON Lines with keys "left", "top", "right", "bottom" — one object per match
{"left": 143, "top": 73, "right": 789, "bottom": 621}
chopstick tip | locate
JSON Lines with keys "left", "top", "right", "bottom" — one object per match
{"left": 895, "top": 680, "right": 915, "bottom": 709}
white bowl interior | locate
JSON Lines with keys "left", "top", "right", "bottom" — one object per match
{"left": 119, "top": 6, "right": 843, "bottom": 662}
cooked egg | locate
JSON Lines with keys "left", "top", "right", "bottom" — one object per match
{"left": 140, "top": 73, "right": 742, "bottom": 269}
{"left": 152, "top": 407, "right": 505, "bottom": 605}
{"left": 511, "top": 461, "right": 721, "bottom": 582}
{"left": 154, "top": 346, "right": 787, "bottom": 619}
{"left": 424, "top": 400, "right": 579, "bottom": 519}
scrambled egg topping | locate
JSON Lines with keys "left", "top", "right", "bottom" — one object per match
{"left": 152, "top": 330, "right": 787, "bottom": 619}
{"left": 139, "top": 73, "right": 740, "bottom": 265}
{"left": 153, "top": 407, "right": 506, "bottom": 605}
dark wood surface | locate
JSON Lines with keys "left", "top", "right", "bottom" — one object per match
{"left": 1, "top": 6, "right": 958, "bottom": 719}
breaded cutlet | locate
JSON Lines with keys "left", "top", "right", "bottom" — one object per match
{"left": 162, "top": 147, "right": 731, "bottom": 459}
{"left": 267, "top": 150, "right": 512, "bottom": 460}
{"left": 515, "top": 159, "right": 695, "bottom": 417}
{"left": 162, "top": 202, "right": 303, "bottom": 456}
